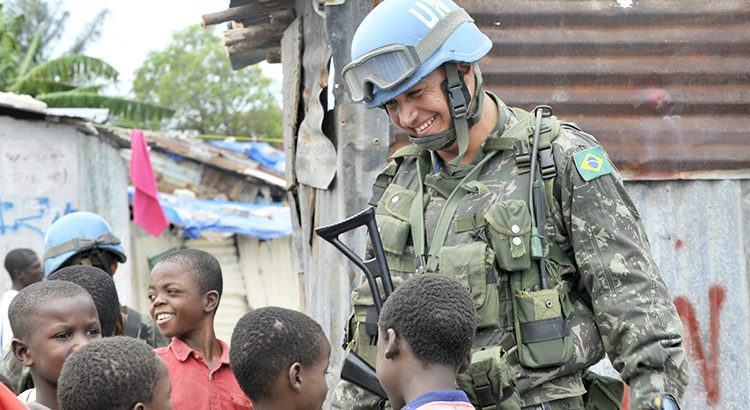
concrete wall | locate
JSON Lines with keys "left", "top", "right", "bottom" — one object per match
{"left": 0, "top": 115, "right": 132, "bottom": 303}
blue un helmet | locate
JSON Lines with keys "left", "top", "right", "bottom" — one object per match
{"left": 341, "top": 0, "right": 492, "bottom": 163}
{"left": 43, "top": 211, "right": 127, "bottom": 277}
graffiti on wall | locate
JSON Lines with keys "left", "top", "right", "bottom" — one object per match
{"left": 0, "top": 196, "right": 77, "bottom": 236}
{"left": 674, "top": 285, "right": 726, "bottom": 406}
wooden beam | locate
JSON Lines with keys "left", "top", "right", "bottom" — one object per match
{"left": 229, "top": 47, "right": 280, "bottom": 70}
{"left": 201, "top": 0, "right": 294, "bottom": 27}
{"left": 223, "top": 21, "right": 287, "bottom": 49}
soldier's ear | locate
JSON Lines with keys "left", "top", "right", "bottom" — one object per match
{"left": 384, "top": 328, "right": 400, "bottom": 360}
{"left": 12, "top": 339, "right": 33, "bottom": 367}
{"left": 288, "top": 362, "right": 303, "bottom": 392}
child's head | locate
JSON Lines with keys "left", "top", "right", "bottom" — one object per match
{"left": 376, "top": 274, "right": 476, "bottom": 407}
{"left": 147, "top": 249, "right": 223, "bottom": 339}
{"left": 57, "top": 336, "right": 172, "bottom": 410}
{"left": 4, "top": 248, "right": 43, "bottom": 288}
{"left": 230, "top": 307, "right": 330, "bottom": 410}
{"left": 9, "top": 281, "right": 101, "bottom": 389}
{"left": 48, "top": 265, "right": 122, "bottom": 337}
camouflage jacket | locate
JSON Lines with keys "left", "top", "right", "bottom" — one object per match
{"left": 0, "top": 305, "right": 168, "bottom": 393}
{"left": 333, "top": 97, "right": 687, "bottom": 409}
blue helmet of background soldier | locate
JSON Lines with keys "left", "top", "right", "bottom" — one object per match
{"left": 43, "top": 211, "right": 127, "bottom": 276}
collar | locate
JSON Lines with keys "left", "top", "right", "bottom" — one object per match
{"left": 430, "top": 91, "right": 509, "bottom": 176}
{"left": 403, "top": 390, "right": 471, "bottom": 409}
{"left": 169, "top": 337, "right": 230, "bottom": 366}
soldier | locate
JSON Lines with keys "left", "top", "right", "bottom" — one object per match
{"left": 1, "top": 211, "right": 169, "bottom": 393}
{"left": 334, "top": 0, "right": 687, "bottom": 409}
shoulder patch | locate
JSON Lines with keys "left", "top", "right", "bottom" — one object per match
{"left": 573, "top": 146, "right": 613, "bottom": 181}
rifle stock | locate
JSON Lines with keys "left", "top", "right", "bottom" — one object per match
{"left": 315, "top": 207, "right": 393, "bottom": 402}
{"left": 340, "top": 350, "right": 388, "bottom": 399}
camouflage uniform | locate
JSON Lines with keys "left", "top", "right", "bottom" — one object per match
{"left": 333, "top": 96, "right": 687, "bottom": 409}
{"left": 0, "top": 305, "right": 168, "bottom": 394}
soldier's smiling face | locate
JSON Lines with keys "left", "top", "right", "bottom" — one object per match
{"left": 384, "top": 65, "right": 474, "bottom": 139}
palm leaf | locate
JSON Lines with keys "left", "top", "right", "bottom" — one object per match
{"left": 11, "top": 54, "right": 118, "bottom": 93}
{"left": 12, "top": 78, "right": 82, "bottom": 95}
{"left": 37, "top": 91, "right": 174, "bottom": 124}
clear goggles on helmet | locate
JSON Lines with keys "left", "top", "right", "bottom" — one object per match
{"left": 342, "top": 8, "right": 472, "bottom": 103}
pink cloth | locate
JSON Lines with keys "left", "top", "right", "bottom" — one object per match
{"left": 130, "top": 129, "right": 168, "bottom": 236}
{"left": 155, "top": 337, "right": 252, "bottom": 410}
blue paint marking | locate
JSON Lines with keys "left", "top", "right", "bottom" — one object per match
{"left": 0, "top": 196, "right": 77, "bottom": 237}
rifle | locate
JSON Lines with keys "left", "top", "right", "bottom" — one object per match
{"left": 315, "top": 207, "right": 393, "bottom": 400}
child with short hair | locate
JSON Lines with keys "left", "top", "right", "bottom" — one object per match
{"left": 9, "top": 280, "right": 102, "bottom": 409}
{"left": 376, "top": 274, "right": 477, "bottom": 410}
{"left": 148, "top": 249, "right": 252, "bottom": 409}
{"left": 57, "top": 336, "right": 172, "bottom": 410}
{"left": 48, "top": 265, "right": 122, "bottom": 337}
{"left": 229, "top": 307, "right": 331, "bottom": 410}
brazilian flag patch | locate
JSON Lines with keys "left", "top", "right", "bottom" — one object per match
{"left": 573, "top": 146, "right": 613, "bottom": 181}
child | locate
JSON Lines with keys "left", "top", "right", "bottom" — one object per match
{"left": 57, "top": 336, "right": 172, "bottom": 410}
{"left": 9, "top": 280, "right": 102, "bottom": 409}
{"left": 148, "top": 249, "right": 252, "bottom": 409}
{"left": 1, "top": 249, "right": 44, "bottom": 353}
{"left": 376, "top": 274, "right": 477, "bottom": 410}
{"left": 229, "top": 307, "right": 331, "bottom": 410}
{"left": 48, "top": 265, "right": 122, "bottom": 337}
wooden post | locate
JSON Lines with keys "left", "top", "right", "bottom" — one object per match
{"left": 201, "top": 0, "right": 294, "bottom": 27}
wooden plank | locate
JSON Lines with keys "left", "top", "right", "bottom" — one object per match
{"left": 282, "top": 16, "right": 302, "bottom": 190}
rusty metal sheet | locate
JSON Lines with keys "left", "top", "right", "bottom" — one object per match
{"left": 459, "top": 0, "right": 750, "bottom": 179}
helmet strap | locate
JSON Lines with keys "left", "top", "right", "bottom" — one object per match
{"left": 407, "top": 63, "right": 485, "bottom": 164}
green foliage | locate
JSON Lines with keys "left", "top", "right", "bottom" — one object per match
{"left": 0, "top": 2, "right": 173, "bottom": 125}
{"left": 133, "top": 25, "right": 282, "bottom": 139}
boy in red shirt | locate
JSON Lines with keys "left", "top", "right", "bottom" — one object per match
{"left": 229, "top": 307, "right": 331, "bottom": 410}
{"left": 148, "top": 249, "right": 252, "bottom": 410}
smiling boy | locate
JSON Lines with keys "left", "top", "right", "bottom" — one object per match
{"left": 9, "top": 280, "right": 102, "bottom": 410}
{"left": 148, "top": 249, "right": 252, "bottom": 410}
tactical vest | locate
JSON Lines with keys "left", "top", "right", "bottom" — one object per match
{"left": 345, "top": 103, "right": 611, "bottom": 409}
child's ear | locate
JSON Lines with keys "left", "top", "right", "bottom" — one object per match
{"left": 132, "top": 403, "right": 145, "bottom": 410}
{"left": 288, "top": 362, "right": 303, "bottom": 393}
{"left": 384, "top": 328, "right": 400, "bottom": 360}
{"left": 114, "top": 311, "right": 126, "bottom": 336}
{"left": 12, "top": 339, "right": 33, "bottom": 367}
{"left": 203, "top": 290, "right": 220, "bottom": 313}
{"left": 457, "top": 351, "right": 472, "bottom": 374}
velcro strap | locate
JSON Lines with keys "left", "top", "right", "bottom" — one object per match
{"left": 365, "top": 307, "right": 379, "bottom": 345}
{"left": 483, "top": 136, "right": 515, "bottom": 152}
{"left": 368, "top": 185, "right": 386, "bottom": 207}
{"left": 453, "top": 213, "right": 486, "bottom": 233}
{"left": 43, "top": 232, "right": 121, "bottom": 260}
{"left": 520, "top": 317, "right": 569, "bottom": 343}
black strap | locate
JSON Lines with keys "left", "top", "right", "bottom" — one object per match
{"left": 520, "top": 316, "right": 569, "bottom": 344}
{"left": 124, "top": 306, "right": 142, "bottom": 339}
{"left": 365, "top": 307, "right": 379, "bottom": 345}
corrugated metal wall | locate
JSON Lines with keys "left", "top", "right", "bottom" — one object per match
{"left": 461, "top": 0, "right": 750, "bottom": 178}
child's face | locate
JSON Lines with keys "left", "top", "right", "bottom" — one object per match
{"left": 22, "top": 295, "right": 101, "bottom": 386}
{"left": 139, "top": 360, "right": 172, "bottom": 410}
{"left": 148, "top": 262, "right": 208, "bottom": 339}
{"left": 298, "top": 336, "right": 331, "bottom": 410}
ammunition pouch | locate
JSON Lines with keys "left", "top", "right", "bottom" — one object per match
{"left": 438, "top": 242, "right": 502, "bottom": 330}
{"left": 457, "top": 343, "right": 522, "bottom": 410}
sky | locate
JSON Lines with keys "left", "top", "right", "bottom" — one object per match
{"left": 58, "top": 0, "right": 283, "bottom": 98}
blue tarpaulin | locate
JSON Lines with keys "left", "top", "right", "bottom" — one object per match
{"left": 208, "top": 141, "right": 285, "bottom": 174}
{"left": 128, "top": 188, "right": 292, "bottom": 239}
